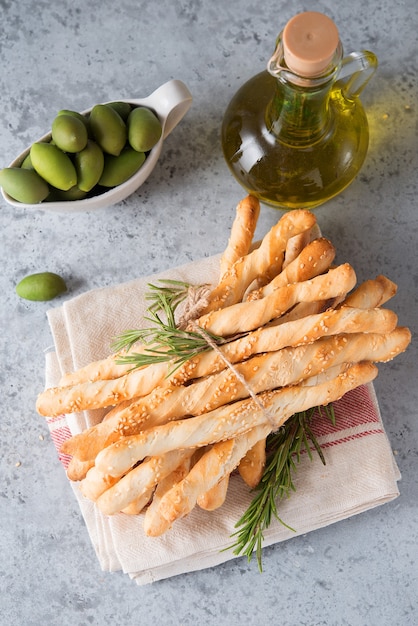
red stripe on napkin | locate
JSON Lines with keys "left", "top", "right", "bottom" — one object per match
{"left": 320, "top": 428, "right": 385, "bottom": 450}
{"left": 310, "top": 385, "right": 380, "bottom": 438}
{"left": 46, "top": 415, "right": 72, "bottom": 469}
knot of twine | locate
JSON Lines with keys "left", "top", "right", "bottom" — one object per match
{"left": 178, "top": 284, "right": 277, "bottom": 429}
{"left": 177, "top": 284, "right": 212, "bottom": 329}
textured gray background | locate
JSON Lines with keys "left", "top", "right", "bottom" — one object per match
{"left": 1, "top": 1, "right": 417, "bottom": 624}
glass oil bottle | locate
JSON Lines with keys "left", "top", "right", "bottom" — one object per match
{"left": 221, "top": 11, "right": 378, "bottom": 210}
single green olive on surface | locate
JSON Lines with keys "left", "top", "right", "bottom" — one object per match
{"left": 16, "top": 272, "right": 67, "bottom": 301}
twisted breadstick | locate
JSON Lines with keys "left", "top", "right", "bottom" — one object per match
{"left": 202, "top": 209, "right": 317, "bottom": 313}
{"left": 219, "top": 195, "right": 260, "bottom": 278}
{"left": 341, "top": 274, "right": 397, "bottom": 308}
{"left": 143, "top": 453, "right": 196, "bottom": 536}
{"left": 238, "top": 438, "right": 267, "bottom": 488}
{"left": 197, "top": 474, "right": 231, "bottom": 511}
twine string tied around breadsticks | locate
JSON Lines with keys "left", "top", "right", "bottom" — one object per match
{"left": 187, "top": 319, "right": 278, "bottom": 429}
{"left": 177, "top": 284, "right": 212, "bottom": 329}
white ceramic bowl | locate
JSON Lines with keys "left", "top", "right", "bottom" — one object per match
{"left": 1, "top": 79, "right": 192, "bottom": 213}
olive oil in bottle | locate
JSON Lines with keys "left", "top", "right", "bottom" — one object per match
{"left": 222, "top": 12, "right": 378, "bottom": 210}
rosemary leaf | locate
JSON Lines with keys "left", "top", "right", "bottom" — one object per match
{"left": 111, "top": 329, "right": 146, "bottom": 353}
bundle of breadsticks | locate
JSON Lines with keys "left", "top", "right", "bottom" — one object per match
{"left": 36, "top": 195, "right": 411, "bottom": 537}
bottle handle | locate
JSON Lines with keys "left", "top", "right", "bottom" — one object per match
{"left": 336, "top": 50, "right": 378, "bottom": 99}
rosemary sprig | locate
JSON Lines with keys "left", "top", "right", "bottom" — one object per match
{"left": 111, "top": 279, "right": 223, "bottom": 373}
{"left": 228, "top": 404, "right": 335, "bottom": 572}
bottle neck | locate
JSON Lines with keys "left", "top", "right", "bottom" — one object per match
{"left": 265, "top": 33, "right": 343, "bottom": 144}
{"left": 265, "top": 74, "right": 334, "bottom": 144}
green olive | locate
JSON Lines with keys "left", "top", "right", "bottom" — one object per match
{"left": 0, "top": 167, "right": 49, "bottom": 203}
{"left": 56, "top": 109, "right": 90, "bottom": 130}
{"left": 16, "top": 272, "right": 67, "bottom": 301}
{"left": 52, "top": 114, "right": 88, "bottom": 153}
{"left": 47, "top": 185, "right": 88, "bottom": 201}
{"left": 99, "top": 148, "right": 146, "bottom": 187}
{"left": 30, "top": 142, "right": 77, "bottom": 191}
{"left": 74, "top": 140, "right": 104, "bottom": 191}
{"left": 107, "top": 101, "right": 132, "bottom": 121}
{"left": 89, "top": 104, "right": 127, "bottom": 156}
{"left": 127, "top": 107, "right": 162, "bottom": 152}
{"left": 20, "top": 153, "right": 34, "bottom": 169}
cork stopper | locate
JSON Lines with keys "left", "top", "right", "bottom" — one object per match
{"left": 282, "top": 12, "right": 339, "bottom": 78}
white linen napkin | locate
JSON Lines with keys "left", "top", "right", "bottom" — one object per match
{"left": 42, "top": 254, "right": 401, "bottom": 585}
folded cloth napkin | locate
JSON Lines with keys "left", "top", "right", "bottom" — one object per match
{"left": 42, "top": 254, "right": 401, "bottom": 585}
